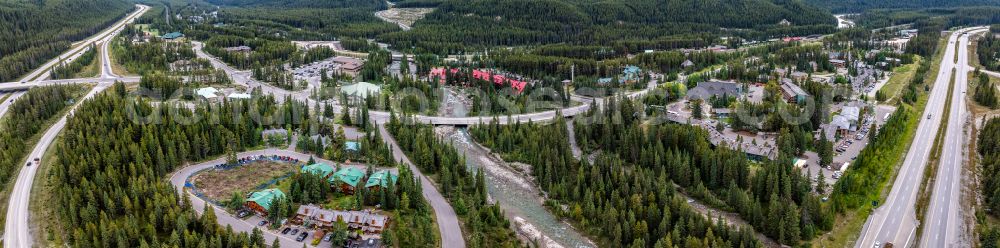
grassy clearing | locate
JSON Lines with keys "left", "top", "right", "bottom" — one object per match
{"left": 72, "top": 47, "right": 102, "bottom": 79}
{"left": 882, "top": 56, "right": 923, "bottom": 103}
{"left": 190, "top": 160, "right": 298, "bottom": 202}
{"left": 108, "top": 42, "right": 134, "bottom": 77}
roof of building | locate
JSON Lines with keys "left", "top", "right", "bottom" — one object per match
{"left": 247, "top": 189, "right": 285, "bottom": 210}
{"left": 819, "top": 124, "right": 838, "bottom": 140}
{"left": 228, "top": 93, "right": 251, "bottom": 99}
{"left": 793, "top": 158, "right": 807, "bottom": 168}
{"left": 162, "top": 32, "right": 183, "bottom": 39}
{"left": 682, "top": 60, "right": 695, "bottom": 67}
{"left": 331, "top": 167, "right": 366, "bottom": 186}
{"left": 597, "top": 77, "right": 613, "bottom": 84}
{"left": 301, "top": 163, "right": 335, "bottom": 178}
{"left": 831, "top": 115, "right": 851, "bottom": 130}
{"left": 829, "top": 52, "right": 842, "bottom": 59}
{"left": 688, "top": 80, "right": 742, "bottom": 100}
{"left": 713, "top": 108, "right": 732, "bottom": 114}
{"left": 224, "top": 46, "right": 251, "bottom": 52}
{"left": 345, "top": 141, "right": 360, "bottom": 152}
{"left": 341, "top": 82, "right": 381, "bottom": 98}
{"left": 296, "top": 204, "right": 339, "bottom": 223}
{"left": 623, "top": 65, "right": 641, "bottom": 75}
{"left": 365, "top": 170, "right": 398, "bottom": 188}
{"left": 332, "top": 56, "right": 363, "bottom": 65}
{"left": 196, "top": 87, "right": 219, "bottom": 98}
{"left": 841, "top": 106, "right": 860, "bottom": 121}
{"left": 780, "top": 82, "right": 810, "bottom": 97}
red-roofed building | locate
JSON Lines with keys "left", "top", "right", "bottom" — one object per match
{"left": 429, "top": 67, "right": 529, "bottom": 93}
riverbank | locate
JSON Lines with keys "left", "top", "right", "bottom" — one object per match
{"left": 437, "top": 126, "right": 595, "bottom": 248}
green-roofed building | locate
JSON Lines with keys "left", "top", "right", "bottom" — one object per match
{"left": 162, "top": 32, "right": 183, "bottom": 40}
{"left": 330, "top": 167, "right": 366, "bottom": 194}
{"left": 245, "top": 188, "right": 285, "bottom": 216}
{"left": 301, "top": 163, "right": 335, "bottom": 179}
{"left": 365, "top": 170, "right": 398, "bottom": 191}
{"left": 340, "top": 82, "right": 381, "bottom": 100}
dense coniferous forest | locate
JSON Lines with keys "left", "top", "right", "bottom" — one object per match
{"left": 386, "top": 114, "right": 521, "bottom": 247}
{"left": 0, "top": 85, "right": 86, "bottom": 210}
{"left": 975, "top": 73, "right": 998, "bottom": 108}
{"left": 470, "top": 110, "right": 770, "bottom": 246}
{"left": 980, "top": 32, "right": 1000, "bottom": 72}
{"left": 0, "top": 0, "right": 132, "bottom": 81}
{"left": 979, "top": 117, "right": 1000, "bottom": 217}
{"left": 978, "top": 117, "right": 1000, "bottom": 248}
{"left": 378, "top": 0, "right": 835, "bottom": 54}
{"left": 805, "top": 0, "right": 1000, "bottom": 13}
{"left": 50, "top": 46, "right": 98, "bottom": 79}
{"left": 50, "top": 84, "right": 319, "bottom": 246}
{"left": 206, "top": 0, "right": 386, "bottom": 8}
{"left": 113, "top": 36, "right": 196, "bottom": 75}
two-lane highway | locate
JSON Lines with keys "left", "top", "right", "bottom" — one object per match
{"left": 3, "top": 83, "right": 111, "bottom": 248}
{"left": 856, "top": 27, "right": 984, "bottom": 248}
{"left": 0, "top": 92, "right": 25, "bottom": 119}
{"left": 919, "top": 27, "right": 988, "bottom": 248}
{"left": 376, "top": 123, "right": 466, "bottom": 248}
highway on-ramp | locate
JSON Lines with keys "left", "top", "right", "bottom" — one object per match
{"left": 0, "top": 92, "right": 25, "bottom": 119}
{"left": 1, "top": 5, "right": 147, "bottom": 247}
{"left": 3, "top": 83, "right": 111, "bottom": 248}
{"left": 856, "top": 27, "right": 983, "bottom": 248}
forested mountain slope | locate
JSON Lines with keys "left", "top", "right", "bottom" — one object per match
{"left": 0, "top": 0, "right": 132, "bottom": 82}
{"left": 205, "top": 0, "right": 386, "bottom": 8}
{"left": 805, "top": 0, "right": 1000, "bottom": 13}
{"left": 378, "top": 0, "right": 836, "bottom": 54}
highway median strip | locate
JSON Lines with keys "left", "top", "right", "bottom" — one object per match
{"left": 915, "top": 70, "right": 956, "bottom": 245}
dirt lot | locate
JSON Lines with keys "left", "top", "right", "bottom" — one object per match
{"left": 191, "top": 161, "right": 298, "bottom": 202}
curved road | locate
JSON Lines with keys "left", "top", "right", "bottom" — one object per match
{"left": 3, "top": 83, "right": 111, "bottom": 248}
{"left": 0, "top": 92, "right": 25, "bottom": 119}
{"left": 0, "top": 9, "right": 659, "bottom": 247}
{"left": 2, "top": 5, "right": 148, "bottom": 247}
{"left": 376, "top": 123, "right": 465, "bottom": 248}
{"left": 168, "top": 149, "right": 392, "bottom": 248}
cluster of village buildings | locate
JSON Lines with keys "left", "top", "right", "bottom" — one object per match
{"left": 242, "top": 163, "right": 398, "bottom": 234}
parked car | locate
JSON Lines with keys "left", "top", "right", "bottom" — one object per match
{"left": 296, "top": 232, "right": 308, "bottom": 242}
{"left": 281, "top": 227, "right": 291, "bottom": 234}
{"left": 236, "top": 210, "right": 250, "bottom": 218}
{"left": 290, "top": 229, "right": 299, "bottom": 235}
{"left": 323, "top": 233, "right": 333, "bottom": 242}
{"left": 257, "top": 220, "right": 267, "bottom": 226}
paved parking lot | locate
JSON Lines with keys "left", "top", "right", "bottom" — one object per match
{"left": 800, "top": 104, "right": 896, "bottom": 192}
